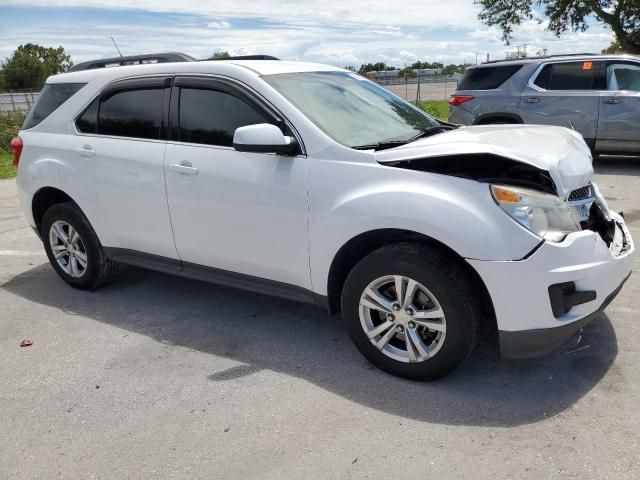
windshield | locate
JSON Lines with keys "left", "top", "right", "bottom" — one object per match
{"left": 262, "top": 71, "right": 440, "bottom": 148}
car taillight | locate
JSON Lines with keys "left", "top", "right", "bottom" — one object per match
{"left": 10, "top": 136, "right": 23, "bottom": 168}
{"left": 449, "top": 95, "right": 475, "bottom": 107}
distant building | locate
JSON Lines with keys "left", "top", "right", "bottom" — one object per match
{"left": 366, "top": 70, "right": 401, "bottom": 80}
{"left": 412, "top": 68, "right": 442, "bottom": 77}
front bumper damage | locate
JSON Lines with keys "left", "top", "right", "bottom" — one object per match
{"left": 467, "top": 211, "right": 634, "bottom": 359}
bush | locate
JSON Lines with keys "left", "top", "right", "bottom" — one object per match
{"left": 0, "top": 111, "right": 26, "bottom": 154}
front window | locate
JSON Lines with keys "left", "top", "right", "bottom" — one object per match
{"left": 607, "top": 63, "right": 640, "bottom": 91}
{"left": 263, "top": 71, "right": 440, "bottom": 149}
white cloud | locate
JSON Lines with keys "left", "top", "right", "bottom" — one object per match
{"left": 207, "top": 20, "right": 232, "bottom": 29}
{"left": 0, "top": 1, "right": 616, "bottom": 67}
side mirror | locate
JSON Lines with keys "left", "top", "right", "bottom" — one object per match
{"left": 233, "top": 123, "right": 298, "bottom": 155}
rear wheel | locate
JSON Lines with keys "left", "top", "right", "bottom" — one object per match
{"left": 341, "top": 243, "right": 479, "bottom": 380}
{"left": 41, "top": 202, "right": 117, "bottom": 290}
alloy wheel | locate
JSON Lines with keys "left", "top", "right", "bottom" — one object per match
{"left": 359, "top": 275, "right": 446, "bottom": 363}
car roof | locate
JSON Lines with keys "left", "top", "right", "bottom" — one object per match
{"left": 47, "top": 60, "right": 345, "bottom": 84}
{"left": 472, "top": 53, "right": 640, "bottom": 69}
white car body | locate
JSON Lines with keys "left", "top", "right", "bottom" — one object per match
{"left": 15, "top": 59, "right": 634, "bottom": 364}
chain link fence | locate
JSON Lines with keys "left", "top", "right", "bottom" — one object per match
{"left": 0, "top": 90, "right": 40, "bottom": 112}
{"left": 375, "top": 76, "right": 459, "bottom": 104}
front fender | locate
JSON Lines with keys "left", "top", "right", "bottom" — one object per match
{"left": 308, "top": 163, "right": 541, "bottom": 295}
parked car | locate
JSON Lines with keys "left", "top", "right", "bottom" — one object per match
{"left": 449, "top": 54, "right": 640, "bottom": 157}
{"left": 12, "top": 54, "right": 634, "bottom": 380}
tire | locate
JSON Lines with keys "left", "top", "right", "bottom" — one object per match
{"left": 41, "top": 202, "right": 117, "bottom": 290}
{"left": 478, "top": 119, "right": 517, "bottom": 125}
{"left": 341, "top": 243, "right": 479, "bottom": 380}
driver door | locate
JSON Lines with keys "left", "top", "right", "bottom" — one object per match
{"left": 163, "top": 77, "right": 311, "bottom": 293}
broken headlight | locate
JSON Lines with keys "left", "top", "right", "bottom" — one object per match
{"left": 491, "top": 185, "right": 581, "bottom": 242}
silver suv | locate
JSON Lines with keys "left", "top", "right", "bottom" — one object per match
{"left": 449, "top": 54, "right": 640, "bottom": 156}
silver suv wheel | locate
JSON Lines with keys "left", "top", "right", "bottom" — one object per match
{"left": 359, "top": 275, "right": 446, "bottom": 363}
{"left": 49, "top": 220, "right": 88, "bottom": 278}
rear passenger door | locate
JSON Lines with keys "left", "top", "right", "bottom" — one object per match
{"left": 65, "top": 77, "right": 178, "bottom": 259}
{"left": 596, "top": 61, "right": 640, "bottom": 154}
{"left": 519, "top": 60, "right": 605, "bottom": 146}
{"left": 163, "top": 76, "right": 310, "bottom": 290}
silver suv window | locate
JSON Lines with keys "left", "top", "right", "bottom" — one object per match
{"left": 607, "top": 63, "right": 640, "bottom": 91}
{"left": 533, "top": 61, "right": 600, "bottom": 91}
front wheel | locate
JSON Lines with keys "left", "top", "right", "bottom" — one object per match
{"left": 341, "top": 243, "right": 479, "bottom": 380}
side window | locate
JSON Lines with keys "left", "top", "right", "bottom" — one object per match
{"left": 23, "top": 83, "right": 85, "bottom": 129}
{"left": 76, "top": 97, "right": 98, "bottom": 133}
{"left": 98, "top": 88, "right": 164, "bottom": 140}
{"left": 178, "top": 87, "right": 271, "bottom": 146}
{"left": 534, "top": 61, "right": 598, "bottom": 90}
{"left": 607, "top": 63, "right": 640, "bottom": 91}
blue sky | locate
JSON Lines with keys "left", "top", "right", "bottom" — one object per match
{"left": 0, "top": 1, "right": 615, "bottom": 67}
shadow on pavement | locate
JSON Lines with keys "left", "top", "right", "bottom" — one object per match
{"left": 595, "top": 156, "right": 640, "bottom": 177}
{"left": 3, "top": 263, "right": 618, "bottom": 428}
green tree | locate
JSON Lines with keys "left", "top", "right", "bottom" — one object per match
{"left": 357, "top": 62, "right": 397, "bottom": 75}
{"left": 401, "top": 67, "right": 416, "bottom": 78}
{"left": 210, "top": 51, "right": 231, "bottom": 59}
{"left": 1, "top": 44, "right": 72, "bottom": 89}
{"left": 602, "top": 39, "right": 626, "bottom": 53}
{"left": 475, "top": 0, "right": 640, "bottom": 55}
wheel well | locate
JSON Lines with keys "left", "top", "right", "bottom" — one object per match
{"left": 327, "top": 229, "right": 496, "bottom": 333}
{"left": 32, "top": 187, "right": 74, "bottom": 233}
{"left": 475, "top": 114, "right": 522, "bottom": 125}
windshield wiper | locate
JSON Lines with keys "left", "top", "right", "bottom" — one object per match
{"left": 351, "top": 140, "right": 411, "bottom": 151}
{"left": 352, "top": 124, "right": 458, "bottom": 151}
{"left": 406, "top": 124, "right": 457, "bottom": 142}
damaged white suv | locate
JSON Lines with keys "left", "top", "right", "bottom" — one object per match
{"left": 13, "top": 54, "right": 634, "bottom": 379}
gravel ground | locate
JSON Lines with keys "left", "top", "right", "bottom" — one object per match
{"left": 1, "top": 158, "right": 639, "bottom": 479}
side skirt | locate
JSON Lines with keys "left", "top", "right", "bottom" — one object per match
{"left": 104, "top": 247, "right": 329, "bottom": 309}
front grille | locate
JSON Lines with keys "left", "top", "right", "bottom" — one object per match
{"left": 568, "top": 184, "right": 593, "bottom": 201}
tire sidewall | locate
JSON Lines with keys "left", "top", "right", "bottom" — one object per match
{"left": 342, "top": 247, "right": 475, "bottom": 380}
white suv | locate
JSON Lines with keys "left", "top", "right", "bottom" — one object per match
{"left": 12, "top": 54, "right": 634, "bottom": 380}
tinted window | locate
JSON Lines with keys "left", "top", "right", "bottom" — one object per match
{"left": 178, "top": 88, "right": 270, "bottom": 146}
{"left": 457, "top": 65, "right": 522, "bottom": 90}
{"left": 23, "top": 83, "right": 85, "bottom": 129}
{"left": 76, "top": 97, "right": 98, "bottom": 133}
{"left": 98, "top": 88, "right": 163, "bottom": 139}
{"left": 534, "top": 62, "right": 596, "bottom": 90}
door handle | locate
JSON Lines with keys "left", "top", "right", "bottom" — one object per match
{"left": 604, "top": 98, "right": 622, "bottom": 105}
{"left": 525, "top": 97, "right": 540, "bottom": 103}
{"left": 169, "top": 160, "right": 199, "bottom": 175}
{"left": 77, "top": 145, "right": 95, "bottom": 157}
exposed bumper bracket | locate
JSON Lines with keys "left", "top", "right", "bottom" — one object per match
{"left": 548, "top": 282, "right": 596, "bottom": 317}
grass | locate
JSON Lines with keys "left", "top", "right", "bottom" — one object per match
{"left": 418, "top": 100, "right": 449, "bottom": 122}
{"left": 0, "top": 150, "right": 15, "bottom": 179}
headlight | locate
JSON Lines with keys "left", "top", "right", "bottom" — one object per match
{"left": 490, "top": 185, "right": 581, "bottom": 242}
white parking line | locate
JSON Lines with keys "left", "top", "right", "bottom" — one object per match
{"left": 0, "top": 250, "right": 45, "bottom": 256}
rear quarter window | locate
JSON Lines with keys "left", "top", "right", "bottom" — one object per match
{"left": 22, "top": 83, "right": 85, "bottom": 129}
{"left": 457, "top": 65, "right": 523, "bottom": 90}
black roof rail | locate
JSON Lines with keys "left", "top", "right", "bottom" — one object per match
{"left": 481, "top": 53, "right": 598, "bottom": 65}
{"left": 206, "top": 55, "right": 280, "bottom": 61}
{"left": 69, "top": 52, "right": 195, "bottom": 72}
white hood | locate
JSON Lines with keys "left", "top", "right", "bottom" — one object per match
{"left": 375, "top": 124, "right": 594, "bottom": 198}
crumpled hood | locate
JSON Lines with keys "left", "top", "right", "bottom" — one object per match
{"left": 375, "top": 124, "right": 594, "bottom": 197}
